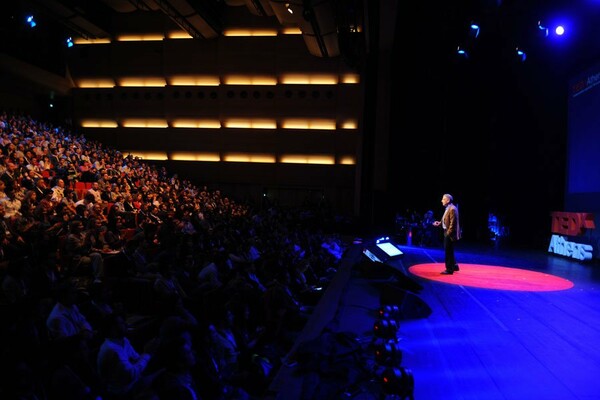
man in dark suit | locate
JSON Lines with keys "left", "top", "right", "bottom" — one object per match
{"left": 433, "top": 193, "right": 461, "bottom": 275}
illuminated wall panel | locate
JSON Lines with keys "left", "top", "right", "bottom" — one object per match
{"left": 171, "top": 119, "right": 222, "bottom": 128}
{"left": 123, "top": 151, "right": 168, "bottom": 160}
{"left": 223, "top": 29, "right": 278, "bottom": 37}
{"left": 121, "top": 119, "right": 168, "bottom": 128}
{"left": 281, "top": 119, "right": 336, "bottom": 130}
{"left": 81, "top": 120, "right": 118, "bottom": 128}
{"left": 118, "top": 77, "right": 166, "bottom": 87}
{"left": 280, "top": 154, "right": 335, "bottom": 165}
{"left": 168, "top": 76, "right": 220, "bottom": 86}
{"left": 77, "top": 79, "right": 116, "bottom": 88}
{"left": 171, "top": 152, "right": 221, "bottom": 162}
{"left": 223, "top": 153, "right": 276, "bottom": 163}
{"left": 73, "top": 38, "right": 111, "bottom": 44}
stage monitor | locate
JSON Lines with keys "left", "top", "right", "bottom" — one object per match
{"left": 363, "top": 248, "right": 382, "bottom": 263}
{"left": 363, "top": 239, "right": 404, "bottom": 264}
{"left": 376, "top": 242, "right": 403, "bottom": 257}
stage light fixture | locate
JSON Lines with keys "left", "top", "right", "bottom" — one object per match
{"left": 26, "top": 15, "right": 37, "bottom": 28}
{"left": 66, "top": 37, "right": 74, "bottom": 48}
{"left": 285, "top": 3, "right": 293, "bottom": 14}
{"left": 537, "top": 21, "right": 549, "bottom": 37}
{"left": 373, "top": 319, "right": 399, "bottom": 339}
{"left": 378, "top": 304, "right": 402, "bottom": 321}
{"left": 380, "top": 367, "right": 415, "bottom": 399}
{"left": 375, "top": 236, "right": 390, "bottom": 244}
{"left": 469, "top": 23, "right": 480, "bottom": 38}
{"left": 456, "top": 46, "right": 469, "bottom": 59}
{"left": 515, "top": 47, "right": 526, "bottom": 62}
{"left": 555, "top": 25, "right": 565, "bottom": 36}
{"left": 374, "top": 340, "right": 403, "bottom": 366}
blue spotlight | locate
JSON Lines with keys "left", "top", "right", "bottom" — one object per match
{"left": 555, "top": 25, "right": 565, "bottom": 36}
{"left": 470, "top": 23, "right": 480, "bottom": 38}
{"left": 66, "top": 37, "right": 74, "bottom": 48}
{"left": 26, "top": 15, "right": 37, "bottom": 28}
{"left": 537, "top": 21, "right": 549, "bottom": 37}
{"left": 456, "top": 46, "right": 469, "bottom": 59}
{"left": 516, "top": 47, "right": 526, "bottom": 62}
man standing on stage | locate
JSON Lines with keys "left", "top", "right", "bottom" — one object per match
{"left": 433, "top": 193, "right": 461, "bottom": 275}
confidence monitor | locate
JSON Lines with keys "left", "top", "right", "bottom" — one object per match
{"left": 359, "top": 239, "right": 422, "bottom": 293}
{"left": 363, "top": 238, "right": 404, "bottom": 264}
{"left": 377, "top": 242, "right": 403, "bottom": 257}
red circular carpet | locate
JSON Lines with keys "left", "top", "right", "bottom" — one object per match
{"left": 408, "top": 263, "right": 574, "bottom": 291}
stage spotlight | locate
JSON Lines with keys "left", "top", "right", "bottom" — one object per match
{"left": 285, "top": 3, "right": 293, "bottom": 14}
{"left": 378, "top": 304, "right": 402, "bottom": 321}
{"left": 515, "top": 47, "right": 526, "bottom": 62}
{"left": 373, "top": 319, "right": 399, "bottom": 340}
{"left": 456, "top": 46, "right": 469, "bottom": 59}
{"left": 537, "top": 21, "right": 549, "bottom": 37}
{"left": 66, "top": 37, "right": 74, "bottom": 48}
{"left": 555, "top": 25, "right": 565, "bottom": 36}
{"left": 374, "top": 340, "right": 403, "bottom": 366}
{"left": 375, "top": 236, "right": 390, "bottom": 244}
{"left": 469, "top": 23, "right": 480, "bottom": 38}
{"left": 26, "top": 15, "right": 37, "bottom": 28}
{"left": 380, "top": 367, "right": 415, "bottom": 398}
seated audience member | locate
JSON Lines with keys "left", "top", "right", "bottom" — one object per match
{"left": 222, "top": 261, "right": 267, "bottom": 329}
{"left": 227, "top": 300, "right": 276, "bottom": 395}
{"left": 2, "top": 187, "right": 23, "bottom": 219}
{"left": 0, "top": 203, "right": 29, "bottom": 261}
{"left": 32, "top": 177, "right": 49, "bottom": 200}
{"left": 207, "top": 304, "right": 256, "bottom": 398}
{"left": 46, "top": 282, "right": 95, "bottom": 343}
{"left": 1, "top": 256, "right": 31, "bottom": 304}
{"left": 196, "top": 251, "right": 230, "bottom": 292}
{"left": 152, "top": 316, "right": 206, "bottom": 400}
{"left": 97, "top": 312, "right": 157, "bottom": 399}
{"left": 263, "top": 268, "right": 310, "bottom": 349}
{"left": 50, "top": 178, "right": 66, "bottom": 203}
{"left": 4, "top": 359, "right": 48, "bottom": 400}
{"left": 87, "top": 181, "right": 103, "bottom": 204}
{"left": 80, "top": 281, "right": 121, "bottom": 329}
{"left": 289, "top": 258, "right": 323, "bottom": 306}
{"left": 320, "top": 234, "right": 345, "bottom": 261}
{"left": 46, "top": 282, "right": 101, "bottom": 395}
{"left": 153, "top": 255, "right": 196, "bottom": 324}
{"left": 63, "top": 219, "right": 104, "bottom": 281}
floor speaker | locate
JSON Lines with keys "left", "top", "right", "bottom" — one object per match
{"left": 379, "top": 284, "right": 431, "bottom": 320}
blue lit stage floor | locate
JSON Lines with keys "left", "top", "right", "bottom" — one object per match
{"left": 268, "top": 240, "right": 600, "bottom": 400}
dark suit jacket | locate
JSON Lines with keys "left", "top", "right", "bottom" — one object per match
{"left": 443, "top": 204, "right": 461, "bottom": 241}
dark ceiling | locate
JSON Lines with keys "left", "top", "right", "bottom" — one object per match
{"left": 0, "top": 0, "right": 366, "bottom": 76}
{"left": 2, "top": 0, "right": 600, "bottom": 80}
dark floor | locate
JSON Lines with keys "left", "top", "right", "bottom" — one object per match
{"left": 267, "top": 238, "right": 600, "bottom": 400}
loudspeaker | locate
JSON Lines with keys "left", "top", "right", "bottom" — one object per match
{"left": 386, "top": 266, "right": 423, "bottom": 293}
{"left": 354, "top": 258, "right": 395, "bottom": 279}
{"left": 379, "top": 284, "right": 431, "bottom": 320}
{"left": 356, "top": 258, "right": 423, "bottom": 294}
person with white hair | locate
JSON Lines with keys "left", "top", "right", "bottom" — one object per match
{"left": 433, "top": 193, "right": 461, "bottom": 275}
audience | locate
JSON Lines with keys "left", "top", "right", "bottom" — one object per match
{"left": 0, "top": 111, "right": 348, "bottom": 399}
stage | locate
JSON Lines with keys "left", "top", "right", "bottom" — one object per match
{"left": 266, "top": 239, "right": 600, "bottom": 400}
